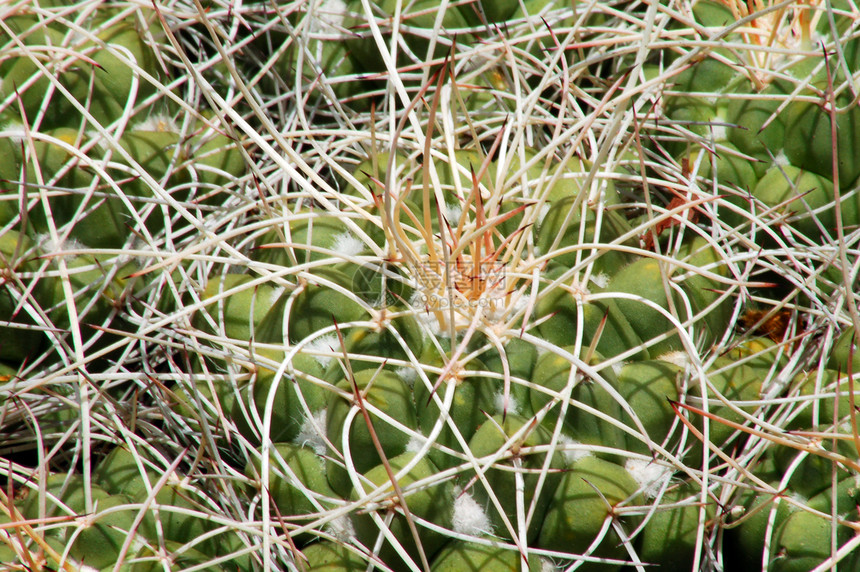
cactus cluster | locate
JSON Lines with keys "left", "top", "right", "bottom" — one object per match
{"left": 659, "top": 0, "right": 860, "bottom": 239}
{"left": 2, "top": 0, "right": 859, "bottom": 571}
{"left": 0, "top": 4, "right": 247, "bottom": 367}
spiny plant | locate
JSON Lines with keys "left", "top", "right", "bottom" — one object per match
{"left": 1, "top": 0, "right": 859, "bottom": 571}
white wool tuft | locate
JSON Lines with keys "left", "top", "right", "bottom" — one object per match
{"left": 312, "top": 0, "right": 349, "bottom": 32}
{"left": 268, "top": 285, "right": 286, "bottom": 307}
{"left": 452, "top": 489, "right": 493, "bottom": 536}
{"left": 294, "top": 410, "right": 328, "bottom": 455}
{"left": 134, "top": 114, "right": 178, "bottom": 133}
{"left": 493, "top": 392, "right": 521, "bottom": 416}
{"left": 773, "top": 150, "right": 790, "bottom": 167}
{"left": 0, "top": 120, "right": 27, "bottom": 143}
{"left": 37, "top": 234, "right": 86, "bottom": 257}
{"left": 326, "top": 514, "right": 355, "bottom": 541}
{"left": 658, "top": 350, "right": 690, "bottom": 368}
{"left": 558, "top": 434, "right": 591, "bottom": 464}
{"left": 331, "top": 231, "right": 365, "bottom": 258}
{"left": 395, "top": 366, "right": 418, "bottom": 388}
{"left": 625, "top": 458, "right": 674, "bottom": 499}
{"left": 538, "top": 203, "right": 551, "bottom": 222}
{"left": 590, "top": 272, "right": 610, "bottom": 289}
{"left": 406, "top": 434, "right": 427, "bottom": 454}
{"left": 710, "top": 123, "right": 728, "bottom": 142}
{"left": 445, "top": 202, "right": 463, "bottom": 224}
{"left": 305, "top": 334, "right": 339, "bottom": 368}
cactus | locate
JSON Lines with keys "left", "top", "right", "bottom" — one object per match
{"left": 3, "top": 0, "right": 860, "bottom": 570}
